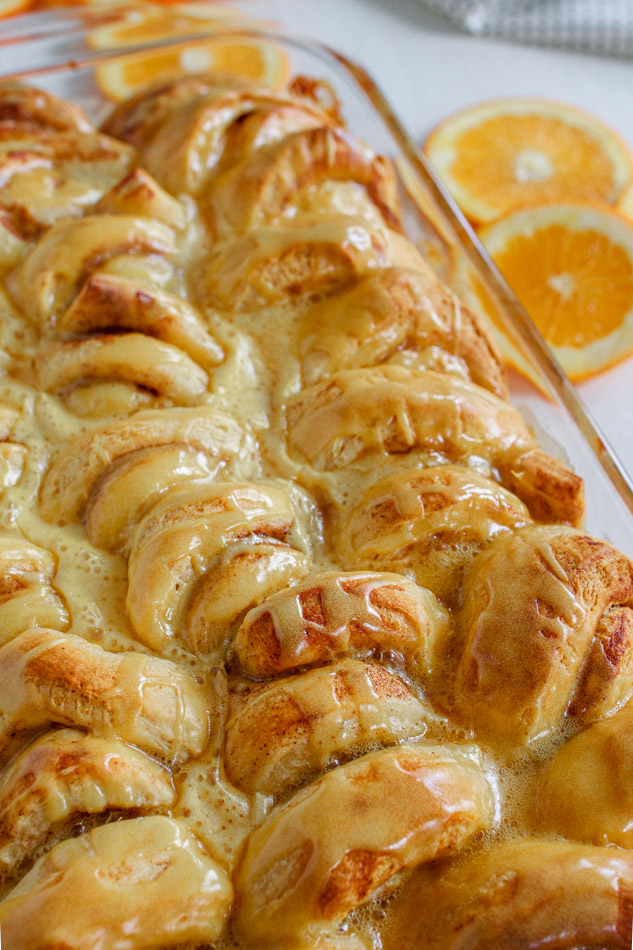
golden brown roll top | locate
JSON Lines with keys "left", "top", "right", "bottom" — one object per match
{"left": 0, "top": 534, "right": 69, "bottom": 644}
{"left": 0, "top": 84, "right": 132, "bottom": 237}
{"left": 234, "top": 569, "right": 450, "bottom": 680}
{"left": 0, "top": 83, "right": 94, "bottom": 134}
{"left": 233, "top": 743, "right": 495, "bottom": 945}
{"left": 103, "top": 78, "right": 390, "bottom": 263}
{"left": 39, "top": 405, "right": 249, "bottom": 546}
{"left": 0, "top": 126, "right": 135, "bottom": 236}
{"left": 58, "top": 269, "right": 220, "bottom": 367}
{"left": 386, "top": 838, "right": 633, "bottom": 949}
{"left": 0, "top": 629, "right": 209, "bottom": 765}
{"left": 203, "top": 217, "right": 422, "bottom": 313}
{"left": 339, "top": 466, "right": 530, "bottom": 605}
{"left": 454, "top": 524, "right": 633, "bottom": 742}
{"left": 225, "top": 659, "right": 434, "bottom": 799}
{"left": 0, "top": 729, "right": 174, "bottom": 881}
{"left": 204, "top": 125, "right": 402, "bottom": 239}
{"left": 141, "top": 86, "right": 336, "bottom": 196}
{"left": 94, "top": 167, "right": 187, "bottom": 229}
{"left": 8, "top": 213, "right": 175, "bottom": 324}
{"left": 127, "top": 480, "right": 311, "bottom": 654}
{"left": 535, "top": 702, "right": 633, "bottom": 848}
{"left": 299, "top": 266, "right": 507, "bottom": 398}
{"left": 0, "top": 816, "right": 233, "bottom": 949}
{"left": 33, "top": 333, "right": 210, "bottom": 409}
{"left": 286, "top": 366, "right": 585, "bottom": 526}
{"left": 101, "top": 73, "right": 261, "bottom": 147}
{"left": 7, "top": 209, "right": 223, "bottom": 414}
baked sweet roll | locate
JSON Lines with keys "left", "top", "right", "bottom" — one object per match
{"left": 0, "top": 534, "right": 68, "bottom": 642}
{"left": 204, "top": 125, "right": 402, "bottom": 240}
{"left": 127, "top": 480, "right": 312, "bottom": 655}
{"left": 0, "top": 628, "right": 209, "bottom": 766}
{"left": 535, "top": 701, "right": 633, "bottom": 847}
{"left": 8, "top": 213, "right": 174, "bottom": 323}
{"left": 39, "top": 406, "right": 250, "bottom": 550}
{"left": 286, "top": 365, "right": 585, "bottom": 526}
{"left": 8, "top": 211, "right": 223, "bottom": 414}
{"left": 105, "top": 78, "right": 389, "bottom": 230}
{"left": 234, "top": 569, "right": 450, "bottom": 681}
{"left": 0, "top": 816, "right": 233, "bottom": 949}
{"left": 0, "top": 125, "right": 135, "bottom": 237}
{"left": 203, "top": 217, "right": 422, "bottom": 314}
{"left": 299, "top": 265, "right": 507, "bottom": 398}
{"left": 453, "top": 524, "right": 633, "bottom": 742}
{"left": 0, "top": 729, "right": 175, "bottom": 883}
{"left": 387, "top": 838, "right": 633, "bottom": 949}
{"left": 140, "top": 86, "right": 338, "bottom": 196}
{"left": 225, "top": 658, "right": 438, "bottom": 799}
{"left": 0, "top": 83, "right": 94, "bottom": 135}
{"left": 233, "top": 744, "right": 494, "bottom": 946}
{"left": 101, "top": 73, "right": 260, "bottom": 148}
{"left": 338, "top": 466, "right": 530, "bottom": 605}
{"left": 0, "top": 84, "right": 134, "bottom": 235}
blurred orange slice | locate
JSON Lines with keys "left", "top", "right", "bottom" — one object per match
{"left": 425, "top": 99, "right": 633, "bottom": 225}
{"left": 89, "top": 3, "right": 243, "bottom": 49}
{"left": 454, "top": 257, "right": 550, "bottom": 395}
{"left": 0, "top": 0, "right": 32, "bottom": 17}
{"left": 479, "top": 204, "right": 633, "bottom": 381}
{"left": 92, "top": 4, "right": 289, "bottom": 101}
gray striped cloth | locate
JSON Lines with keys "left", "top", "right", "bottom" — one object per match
{"left": 418, "top": 0, "right": 633, "bottom": 56}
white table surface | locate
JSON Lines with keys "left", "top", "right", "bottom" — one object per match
{"left": 236, "top": 0, "right": 633, "bottom": 482}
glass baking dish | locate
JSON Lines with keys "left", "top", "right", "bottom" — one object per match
{"left": 2, "top": 14, "right": 633, "bottom": 556}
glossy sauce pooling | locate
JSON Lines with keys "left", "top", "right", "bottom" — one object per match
{"left": 0, "top": 76, "right": 631, "bottom": 950}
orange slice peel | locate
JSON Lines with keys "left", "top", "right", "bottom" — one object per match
{"left": 425, "top": 98, "right": 633, "bottom": 225}
{"left": 479, "top": 203, "right": 633, "bottom": 381}
{"left": 91, "top": 4, "right": 289, "bottom": 101}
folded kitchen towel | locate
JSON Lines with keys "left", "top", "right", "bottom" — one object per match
{"left": 417, "top": 0, "right": 633, "bottom": 57}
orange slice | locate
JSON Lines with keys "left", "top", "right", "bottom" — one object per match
{"left": 479, "top": 204, "right": 633, "bottom": 381}
{"left": 32, "top": 0, "right": 146, "bottom": 8}
{"left": 425, "top": 99, "right": 633, "bottom": 225}
{"left": 0, "top": 0, "right": 32, "bottom": 17}
{"left": 92, "top": 5, "right": 289, "bottom": 101}
{"left": 89, "top": 3, "right": 242, "bottom": 49}
{"left": 454, "top": 256, "right": 550, "bottom": 396}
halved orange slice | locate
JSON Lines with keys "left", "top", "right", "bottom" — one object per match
{"left": 425, "top": 99, "right": 633, "bottom": 225}
{"left": 479, "top": 204, "right": 633, "bottom": 380}
{"left": 92, "top": 4, "right": 289, "bottom": 101}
